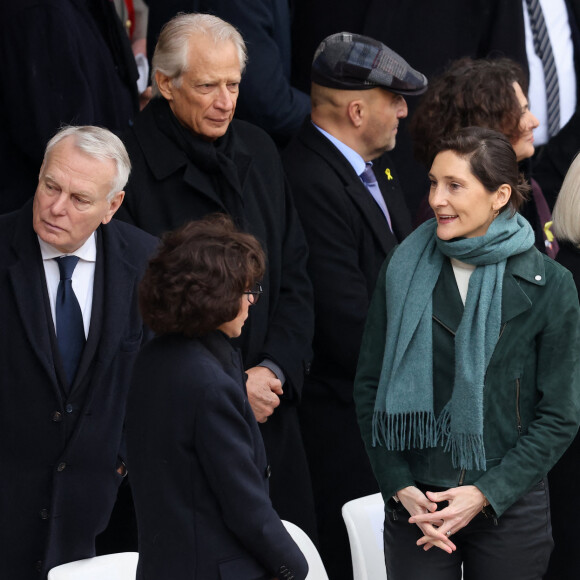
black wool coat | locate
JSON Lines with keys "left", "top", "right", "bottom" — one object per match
{"left": 127, "top": 331, "right": 308, "bottom": 580}
{"left": 118, "top": 100, "right": 317, "bottom": 536}
{"left": 0, "top": 203, "right": 157, "bottom": 579}
{"left": 282, "top": 119, "right": 413, "bottom": 403}
{"left": 282, "top": 119, "right": 413, "bottom": 577}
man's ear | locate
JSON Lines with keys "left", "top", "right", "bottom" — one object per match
{"left": 102, "top": 191, "right": 125, "bottom": 225}
{"left": 347, "top": 99, "right": 365, "bottom": 128}
{"left": 155, "top": 71, "right": 175, "bottom": 102}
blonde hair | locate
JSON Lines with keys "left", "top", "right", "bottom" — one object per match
{"left": 552, "top": 153, "right": 580, "bottom": 247}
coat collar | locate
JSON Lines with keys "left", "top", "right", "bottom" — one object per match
{"left": 9, "top": 203, "right": 60, "bottom": 392}
{"left": 432, "top": 247, "right": 546, "bottom": 335}
{"left": 297, "top": 119, "right": 398, "bottom": 254}
{"left": 134, "top": 99, "right": 254, "bottom": 210}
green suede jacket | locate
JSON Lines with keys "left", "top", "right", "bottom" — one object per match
{"left": 354, "top": 246, "right": 580, "bottom": 517}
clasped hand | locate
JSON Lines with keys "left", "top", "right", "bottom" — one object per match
{"left": 398, "top": 485, "right": 487, "bottom": 553}
{"left": 246, "top": 366, "right": 283, "bottom": 423}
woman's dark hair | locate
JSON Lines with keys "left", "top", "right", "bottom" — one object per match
{"left": 433, "top": 127, "right": 530, "bottom": 214}
{"left": 410, "top": 57, "right": 528, "bottom": 168}
{"left": 139, "top": 214, "right": 266, "bottom": 337}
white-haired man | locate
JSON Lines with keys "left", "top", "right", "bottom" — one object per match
{"left": 0, "top": 126, "right": 157, "bottom": 579}
{"left": 117, "top": 12, "right": 317, "bottom": 538}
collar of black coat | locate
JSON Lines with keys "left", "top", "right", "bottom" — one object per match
{"left": 133, "top": 98, "right": 254, "bottom": 192}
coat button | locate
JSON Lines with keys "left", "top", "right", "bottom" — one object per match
{"left": 57, "top": 462, "right": 67, "bottom": 472}
{"left": 52, "top": 411, "right": 62, "bottom": 422}
{"left": 535, "top": 275, "right": 542, "bottom": 281}
{"left": 39, "top": 509, "right": 49, "bottom": 519}
{"left": 66, "top": 404, "right": 73, "bottom": 413}
{"left": 265, "top": 465, "right": 272, "bottom": 479}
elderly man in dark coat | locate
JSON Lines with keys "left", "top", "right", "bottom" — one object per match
{"left": 117, "top": 12, "right": 316, "bottom": 538}
{"left": 146, "top": 0, "right": 310, "bottom": 146}
{"left": 282, "top": 33, "right": 426, "bottom": 579}
{"left": 0, "top": 126, "right": 157, "bottom": 579}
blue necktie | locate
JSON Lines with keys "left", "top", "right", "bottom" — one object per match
{"left": 525, "top": 0, "right": 560, "bottom": 137}
{"left": 55, "top": 256, "right": 85, "bottom": 387}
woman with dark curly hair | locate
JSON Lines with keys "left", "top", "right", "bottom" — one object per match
{"left": 355, "top": 128, "right": 580, "bottom": 579}
{"left": 126, "top": 215, "right": 308, "bottom": 580}
{"left": 410, "top": 58, "right": 557, "bottom": 257}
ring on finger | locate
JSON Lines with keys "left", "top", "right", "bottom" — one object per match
{"left": 446, "top": 530, "right": 452, "bottom": 537}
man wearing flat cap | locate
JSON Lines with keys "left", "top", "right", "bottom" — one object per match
{"left": 282, "top": 32, "right": 427, "bottom": 579}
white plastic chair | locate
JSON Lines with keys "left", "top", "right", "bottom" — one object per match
{"left": 47, "top": 551, "right": 138, "bottom": 580}
{"left": 342, "top": 493, "right": 387, "bottom": 580}
{"left": 282, "top": 519, "right": 329, "bottom": 580}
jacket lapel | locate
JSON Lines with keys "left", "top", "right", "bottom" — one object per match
{"left": 70, "top": 231, "right": 105, "bottom": 392}
{"left": 8, "top": 206, "right": 60, "bottom": 392}
{"left": 432, "top": 258, "right": 464, "bottom": 335}
{"left": 76, "top": 222, "right": 139, "bottom": 403}
{"left": 374, "top": 154, "right": 413, "bottom": 242}
{"left": 501, "top": 247, "right": 545, "bottom": 324}
{"left": 302, "top": 123, "right": 397, "bottom": 254}
{"left": 135, "top": 101, "right": 239, "bottom": 211}
{"left": 431, "top": 248, "right": 545, "bottom": 334}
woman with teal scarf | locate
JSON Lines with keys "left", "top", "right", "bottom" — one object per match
{"left": 354, "top": 127, "right": 580, "bottom": 580}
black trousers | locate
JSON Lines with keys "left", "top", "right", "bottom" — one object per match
{"left": 384, "top": 480, "right": 553, "bottom": 580}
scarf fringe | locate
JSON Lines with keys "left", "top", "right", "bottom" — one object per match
{"left": 438, "top": 406, "right": 487, "bottom": 470}
{"left": 373, "top": 408, "right": 487, "bottom": 471}
{"left": 372, "top": 410, "right": 438, "bottom": 450}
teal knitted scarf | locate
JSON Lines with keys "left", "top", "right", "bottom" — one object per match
{"left": 372, "top": 212, "right": 535, "bottom": 471}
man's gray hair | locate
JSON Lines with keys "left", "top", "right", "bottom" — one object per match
{"left": 151, "top": 13, "right": 247, "bottom": 98}
{"left": 44, "top": 126, "right": 131, "bottom": 201}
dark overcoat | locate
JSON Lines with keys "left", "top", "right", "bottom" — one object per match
{"left": 282, "top": 118, "right": 413, "bottom": 578}
{"left": 0, "top": 203, "right": 157, "bottom": 579}
{"left": 283, "top": 119, "right": 412, "bottom": 403}
{"left": 117, "top": 101, "right": 317, "bottom": 536}
{"left": 127, "top": 331, "right": 308, "bottom": 580}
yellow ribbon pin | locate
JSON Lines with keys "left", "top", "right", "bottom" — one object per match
{"left": 385, "top": 168, "right": 393, "bottom": 180}
{"left": 544, "top": 221, "right": 554, "bottom": 243}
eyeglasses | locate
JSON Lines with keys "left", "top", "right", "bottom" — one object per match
{"left": 243, "top": 283, "right": 263, "bottom": 305}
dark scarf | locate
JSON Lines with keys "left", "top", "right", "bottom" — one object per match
{"left": 152, "top": 98, "right": 246, "bottom": 222}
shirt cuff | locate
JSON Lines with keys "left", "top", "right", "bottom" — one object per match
{"left": 258, "top": 359, "right": 286, "bottom": 385}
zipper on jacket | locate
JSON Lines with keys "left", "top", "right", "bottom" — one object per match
{"left": 498, "top": 322, "right": 507, "bottom": 341}
{"left": 432, "top": 315, "right": 456, "bottom": 336}
{"left": 457, "top": 469, "right": 466, "bottom": 486}
{"left": 515, "top": 378, "right": 522, "bottom": 435}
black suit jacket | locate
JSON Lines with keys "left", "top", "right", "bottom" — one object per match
{"left": 127, "top": 332, "right": 308, "bottom": 580}
{"left": 0, "top": 203, "right": 157, "bottom": 579}
{"left": 282, "top": 119, "right": 413, "bottom": 403}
